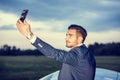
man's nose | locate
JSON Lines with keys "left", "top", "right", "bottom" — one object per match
{"left": 66, "top": 36, "right": 70, "bottom": 42}
{"left": 65, "top": 36, "right": 68, "bottom": 40}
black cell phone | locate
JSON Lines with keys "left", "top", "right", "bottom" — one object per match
{"left": 20, "top": 9, "right": 28, "bottom": 22}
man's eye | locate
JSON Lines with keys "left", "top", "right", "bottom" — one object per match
{"left": 66, "top": 34, "right": 73, "bottom": 37}
{"left": 69, "top": 34, "right": 72, "bottom": 37}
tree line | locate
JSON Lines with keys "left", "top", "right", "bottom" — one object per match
{"left": 88, "top": 42, "right": 120, "bottom": 56}
{"left": 0, "top": 42, "right": 120, "bottom": 56}
{"left": 0, "top": 44, "right": 42, "bottom": 56}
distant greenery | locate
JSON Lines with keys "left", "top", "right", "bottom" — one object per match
{"left": 0, "top": 44, "right": 43, "bottom": 56}
{"left": 0, "top": 42, "right": 120, "bottom": 80}
{"left": 88, "top": 42, "right": 120, "bottom": 56}
{"left": 0, "top": 56, "right": 61, "bottom": 80}
{"left": 0, "top": 56, "right": 119, "bottom": 80}
{"left": 0, "top": 42, "right": 120, "bottom": 56}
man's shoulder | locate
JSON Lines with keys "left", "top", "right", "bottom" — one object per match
{"left": 69, "top": 44, "right": 88, "bottom": 55}
{"left": 72, "top": 44, "right": 87, "bottom": 51}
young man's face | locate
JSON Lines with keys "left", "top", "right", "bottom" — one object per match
{"left": 65, "top": 29, "right": 82, "bottom": 48}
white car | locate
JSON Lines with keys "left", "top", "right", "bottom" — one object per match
{"left": 39, "top": 68, "right": 120, "bottom": 80}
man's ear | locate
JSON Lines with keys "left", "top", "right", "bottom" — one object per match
{"left": 78, "top": 36, "right": 83, "bottom": 43}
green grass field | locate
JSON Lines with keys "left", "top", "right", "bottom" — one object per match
{"left": 0, "top": 56, "right": 119, "bottom": 80}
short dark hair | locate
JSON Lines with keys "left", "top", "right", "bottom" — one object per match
{"left": 68, "top": 24, "right": 87, "bottom": 43}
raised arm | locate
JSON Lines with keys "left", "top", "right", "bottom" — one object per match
{"left": 16, "top": 20, "right": 78, "bottom": 65}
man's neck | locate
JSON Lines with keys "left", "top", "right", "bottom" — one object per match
{"left": 71, "top": 43, "right": 83, "bottom": 49}
{"left": 77, "top": 43, "right": 83, "bottom": 47}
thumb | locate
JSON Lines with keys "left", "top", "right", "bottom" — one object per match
{"left": 24, "top": 20, "right": 29, "bottom": 25}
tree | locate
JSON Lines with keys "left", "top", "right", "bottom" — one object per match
{"left": 88, "top": 42, "right": 120, "bottom": 56}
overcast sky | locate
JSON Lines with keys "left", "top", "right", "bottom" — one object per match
{"left": 0, "top": 0, "right": 120, "bottom": 50}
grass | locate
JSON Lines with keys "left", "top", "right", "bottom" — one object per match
{"left": 0, "top": 56, "right": 61, "bottom": 80}
{"left": 95, "top": 56, "right": 120, "bottom": 72}
{"left": 0, "top": 56, "right": 119, "bottom": 80}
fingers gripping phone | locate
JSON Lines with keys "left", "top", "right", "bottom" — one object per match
{"left": 20, "top": 9, "right": 28, "bottom": 22}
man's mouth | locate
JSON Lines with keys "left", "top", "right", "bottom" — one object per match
{"left": 66, "top": 41, "right": 70, "bottom": 43}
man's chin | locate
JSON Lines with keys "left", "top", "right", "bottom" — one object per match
{"left": 66, "top": 45, "right": 72, "bottom": 48}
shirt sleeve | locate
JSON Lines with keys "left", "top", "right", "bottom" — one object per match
{"left": 29, "top": 35, "right": 37, "bottom": 43}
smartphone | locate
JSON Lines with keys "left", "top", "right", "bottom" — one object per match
{"left": 20, "top": 9, "right": 28, "bottom": 22}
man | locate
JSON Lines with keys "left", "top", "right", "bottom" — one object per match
{"left": 16, "top": 20, "right": 96, "bottom": 80}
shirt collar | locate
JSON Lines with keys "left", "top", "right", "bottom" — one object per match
{"left": 77, "top": 43, "right": 83, "bottom": 47}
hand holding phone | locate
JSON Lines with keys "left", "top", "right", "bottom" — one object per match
{"left": 20, "top": 9, "right": 28, "bottom": 22}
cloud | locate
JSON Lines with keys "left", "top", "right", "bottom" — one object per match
{"left": 0, "top": 8, "right": 63, "bottom": 31}
{"left": 86, "top": 30, "right": 120, "bottom": 45}
{"left": 0, "top": 0, "right": 120, "bottom": 32}
{"left": 0, "top": 0, "right": 120, "bottom": 50}
{"left": 0, "top": 10, "right": 69, "bottom": 32}
{"left": 29, "top": 19, "right": 69, "bottom": 32}
{"left": 0, "top": 25, "right": 16, "bottom": 30}
{"left": 0, "top": 10, "right": 18, "bottom": 28}
{"left": 0, "top": 30, "right": 120, "bottom": 50}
